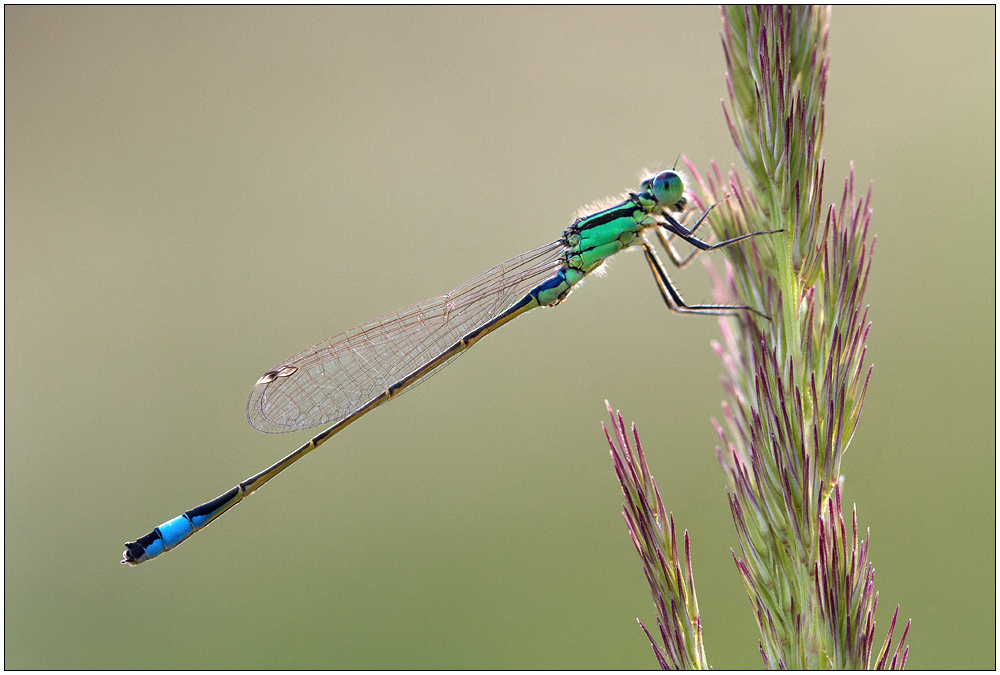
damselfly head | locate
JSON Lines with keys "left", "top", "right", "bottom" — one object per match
{"left": 641, "top": 170, "right": 687, "bottom": 211}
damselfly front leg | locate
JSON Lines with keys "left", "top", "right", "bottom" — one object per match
{"left": 655, "top": 197, "right": 726, "bottom": 268}
{"left": 660, "top": 197, "right": 782, "bottom": 254}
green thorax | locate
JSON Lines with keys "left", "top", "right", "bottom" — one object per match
{"left": 561, "top": 187, "right": 679, "bottom": 280}
{"left": 530, "top": 169, "right": 689, "bottom": 308}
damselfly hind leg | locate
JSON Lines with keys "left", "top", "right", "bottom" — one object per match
{"left": 641, "top": 239, "right": 770, "bottom": 319}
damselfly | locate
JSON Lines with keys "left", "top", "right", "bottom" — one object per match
{"left": 122, "top": 169, "right": 777, "bottom": 565}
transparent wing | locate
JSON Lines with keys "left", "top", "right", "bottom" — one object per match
{"left": 247, "top": 240, "right": 567, "bottom": 433}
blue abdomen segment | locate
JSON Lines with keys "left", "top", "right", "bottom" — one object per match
{"left": 531, "top": 270, "right": 573, "bottom": 307}
{"left": 122, "top": 486, "right": 241, "bottom": 565}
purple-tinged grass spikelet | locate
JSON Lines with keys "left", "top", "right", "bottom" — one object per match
{"left": 603, "top": 402, "right": 707, "bottom": 670}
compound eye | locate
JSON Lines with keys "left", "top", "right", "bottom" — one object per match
{"left": 650, "top": 170, "right": 685, "bottom": 208}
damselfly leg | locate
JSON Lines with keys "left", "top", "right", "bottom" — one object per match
{"left": 643, "top": 198, "right": 777, "bottom": 319}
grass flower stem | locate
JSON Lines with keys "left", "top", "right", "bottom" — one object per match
{"left": 605, "top": 7, "right": 909, "bottom": 669}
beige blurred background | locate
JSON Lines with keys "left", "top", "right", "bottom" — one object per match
{"left": 5, "top": 6, "right": 994, "bottom": 669}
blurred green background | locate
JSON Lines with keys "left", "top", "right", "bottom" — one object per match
{"left": 5, "top": 6, "right": 994, "bottom": 669}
